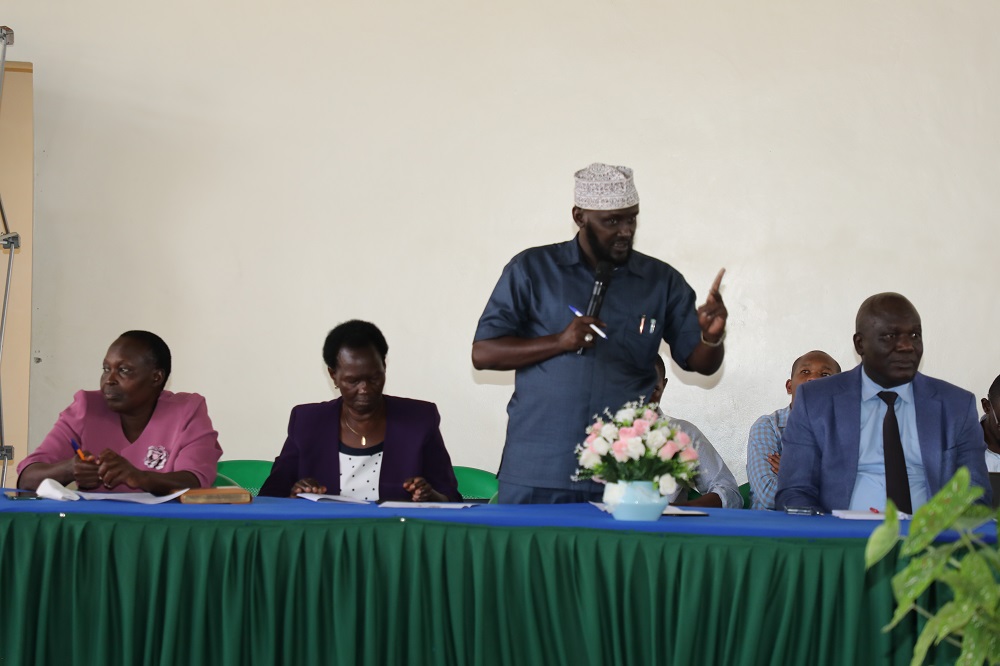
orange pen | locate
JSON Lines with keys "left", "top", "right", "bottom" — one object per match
{"left": 70, "top": 439, "right": 86, "bottom": 461}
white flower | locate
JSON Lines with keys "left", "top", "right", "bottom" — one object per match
{"left": 578, "top": 448, "right": 602, "bottom": 469}
{"left": 658, "top": 474, "right": 678, "bottom": 496}
{"left": 600, "top": 423, "right": 619, "bottom": 442}
{"left": 646, "top": 429, "right": 667, "bottom": 450}
{"left": 625, "top": 437, "right": 645, "bottom": 460}
{"left": 591, "top": 436, "right": 611, "bottom": 456}
{"left": 614, "top": 407, "right": 636, "bottom": 424}
{"left": 603, "top": 481, "right": 625, "bottom": 506}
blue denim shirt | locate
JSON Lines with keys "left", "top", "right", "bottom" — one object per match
{"left": 474, "top": 237, "right": 702, "bottom": 489}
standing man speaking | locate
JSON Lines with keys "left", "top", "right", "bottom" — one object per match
{"left": 472, "top": 163, "right": 728, "bottom": 504}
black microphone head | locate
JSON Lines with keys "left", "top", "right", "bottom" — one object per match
{"left": 585, "top": 261, "right": 615, "bottom": 318}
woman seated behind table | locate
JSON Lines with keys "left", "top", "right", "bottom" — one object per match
{"left": 259, "top": 320, "right": 461, "bottom": 502}
{"left": 18, "top": 331, "right": 222, "bottom": 494}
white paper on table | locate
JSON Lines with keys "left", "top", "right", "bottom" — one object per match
{"left": 296, "top": 493, "right": 372, "bottom": 504}
{"left": 662, "top": 505, "right": 709, "bottom": 516}
{"left": 36, "top": 478, "right": 187, "bottom": 504}
{"left": 378, "top": 501, "right": 478, "bottom": 509}
{"left": 589, "top": 502, "right": 709, "bottom": 516}
{"left": 832, "top": 509, "right": 911, "bottom": 520}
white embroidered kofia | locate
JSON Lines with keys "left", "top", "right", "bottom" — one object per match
{"left": 144, "top": 445, "right": 168, "bottom": 470}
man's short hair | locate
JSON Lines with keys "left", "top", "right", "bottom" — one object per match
{"left": 789, "top": 350, "right": 842, "bottom": 378}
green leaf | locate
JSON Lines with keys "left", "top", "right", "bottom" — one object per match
{"left": 910, "top": 600, "right": 977, "bottom": 666}
{"left": 903, "top": 468, "right": 983, "bottom": 555}
{"left": 866, "top": 501, "right": 901, "bottom": 569}
{"left": 911, "top": 615, "right": 940, "bottom": 666}
{"left": 955, "top": 618, "right": 989, "bottom": 666}
{"left": 984, "top": 625, "right": 1000, "bottom": 666}
{"left": 884, "top": 601, "right": 917, "bottom": 632}
{"left": 976, "top": 543, "right": 1000, "bottom": 572}
{"left": 890, "top": 544, "right": 958, "bottom": 608}
{"left": 931, "top": 600, "right": 976, "bottom": 643}
{"left": 950, "top": 503, "right": 996, "bottom": 533}
{"left": 956, "top": 553, "right": 999, "bottom": 609}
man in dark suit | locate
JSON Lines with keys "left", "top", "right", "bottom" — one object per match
{"left": 775, "top": 293, "right": 992, "bottom": 513}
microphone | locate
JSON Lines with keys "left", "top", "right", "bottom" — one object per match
{"left": 578, "top": 261, "right": 614, "bottom": 354}
{"left": 585, "top": 261, "right": 614, "bottom": 318}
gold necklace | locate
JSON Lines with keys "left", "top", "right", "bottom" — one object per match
{"left": 342, "top": 416, "right": 369, "bottom": 447}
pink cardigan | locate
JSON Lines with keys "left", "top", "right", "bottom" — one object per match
{"left": 19, "top": 390, "right": 222, "bottom": 490}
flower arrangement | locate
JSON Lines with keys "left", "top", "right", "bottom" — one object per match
{"left": 574, "top": 399, "right": 700, "bottom": 496}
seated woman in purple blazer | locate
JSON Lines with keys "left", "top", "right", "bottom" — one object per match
{"left": 259, "top": 320, "right": 462, "bottom": 502}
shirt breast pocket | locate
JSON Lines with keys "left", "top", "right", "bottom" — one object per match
{"left": 618, "top": 320, "right": 662, "bottom": 371}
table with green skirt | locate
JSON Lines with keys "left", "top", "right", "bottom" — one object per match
{"left": 0, "top": 495, "right": 976, "bottom": 665}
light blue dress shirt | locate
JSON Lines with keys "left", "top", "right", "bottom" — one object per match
{"left": 662, "top": 413, "right": 743, "bottom": 509}
{"left": 849, "top": 370, "right": 929, "bottom": 512}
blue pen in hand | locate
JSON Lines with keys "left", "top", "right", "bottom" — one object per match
{"left": 568, "top": 305, "right": 608, "bottom": 339}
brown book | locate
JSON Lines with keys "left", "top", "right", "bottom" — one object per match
{"left": 179, "top": 487, "right": 252, "bottom": 504}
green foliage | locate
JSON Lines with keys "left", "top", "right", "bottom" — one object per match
{"left": 865, "top": 467, "right": 1000, "bottom": 666}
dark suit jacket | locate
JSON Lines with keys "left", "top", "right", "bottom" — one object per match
{"left": 259, "top": 395, "right": 462, "bottom": 501}
{"left": 775, "top": 366, "right": 992, "bottom": 512}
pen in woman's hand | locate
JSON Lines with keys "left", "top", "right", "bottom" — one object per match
{"left": 70, "top": 439, "right": 86, "bottom": 461}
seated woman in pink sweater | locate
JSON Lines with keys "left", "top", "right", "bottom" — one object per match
{"left": 18, "top": 331, "right": 222, "bottom": 494}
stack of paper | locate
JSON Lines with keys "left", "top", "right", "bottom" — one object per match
{"left": 35, "top": 478, "right": 187, "bottom": 504}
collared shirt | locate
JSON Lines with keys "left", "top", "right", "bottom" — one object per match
{"left": 746, "top": 405, "right": 789, "bottom": 510}
{"left": 474, "top": 237, "right": 702, "bottom": 490}
{"left": 664, "top": 415, "right": 743, "bottom": 509}
{"left": 849, "top": 370, "right": 929, "bottom": 511}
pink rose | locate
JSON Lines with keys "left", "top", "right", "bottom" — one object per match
{"left": 585, "top": 431, "right": 600, "bottom": 445}
{"left": 658, "top": 441, "right": 679, "bottom": 460}
{"left": 675, "top": 431, "right": 692, "bottom": 448}
{"left": 591, "top": 420, "right": 604, "bottom": 432}
{"left": 632, "top": 419, "right": 650, "bottom": 437}
{"left": 680, "top": 447, "right": 699, "bottom": 462}
{"left": 642, "top": 409, "right": 658, "bottom": 422}
{"left": 612, "top": 439, "right": 631, "bottom": 462}
{"left": 617, "top": 427, "right": 637, "bottom": 441}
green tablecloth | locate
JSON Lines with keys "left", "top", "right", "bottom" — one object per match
{"left": 0, "top": 511, "right": 941, "bottom": 665}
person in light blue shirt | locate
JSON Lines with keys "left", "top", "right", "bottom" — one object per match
{"left": 651, "top": 355, "right": 743, "bottom": 509}
{"left": 776, "top": 293, "right": 992, "bottom": 513}
{"left": 472, "top": 163, "right": 729, "bottom": 504}
{"left": 746, "top": 350, "right": 840, "bottom": 510}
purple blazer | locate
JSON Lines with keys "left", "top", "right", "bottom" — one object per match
{"left": 259, "top": 395, "right": 461, "bottom": 501}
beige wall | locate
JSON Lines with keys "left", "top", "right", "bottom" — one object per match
{"left": 3, "top": 2, "right": 999, "bottom": 482}
{"left": 0, "top": 60, "right": 32, "bottom": 485}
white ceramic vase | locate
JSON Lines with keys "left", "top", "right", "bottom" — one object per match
{"left": 602, "top": 480, "right": 669, "bottom": 521}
